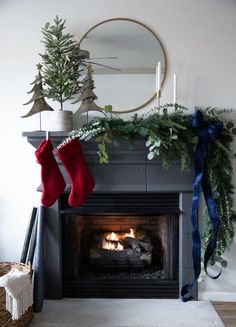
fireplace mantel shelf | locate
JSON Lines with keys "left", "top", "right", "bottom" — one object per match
{"left": 23, "top": 131, "right": 194, "bottom": 193}
{"left": 23, "top": 131, "right": 154, "bottom": 154}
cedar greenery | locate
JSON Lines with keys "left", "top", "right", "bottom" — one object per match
{"left": 40, "top": 16, "right": 81, "bottom": 110}
{"left": 69, "top": 104, "right": 236, "bottom": 270}
{"left": 200, "top": 108, "right": 236, "bottom": 270}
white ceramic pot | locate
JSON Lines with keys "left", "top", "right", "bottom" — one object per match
{"left": 42, "top": 110, "right": 73, "bottom": 131}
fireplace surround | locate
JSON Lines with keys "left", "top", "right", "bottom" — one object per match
{"left": 61, "top": 193, "right": 179, "bottom": 298}
{"left": 23, "top": 131, "right": 196, "bottom": 299}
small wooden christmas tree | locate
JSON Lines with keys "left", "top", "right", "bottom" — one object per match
{"left": 73, "top": 64, "right": 102, "bottom": 114}
{"left": 22, "top": 63, "right": 53, "bottom": 118}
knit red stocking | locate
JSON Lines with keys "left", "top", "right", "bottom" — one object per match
{"left": 35, "top": 139, "right": 66, "bottom": 207}
{"left": 56, "top": 139, "right": 95, "bottom": 207}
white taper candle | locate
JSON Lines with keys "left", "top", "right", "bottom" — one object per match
{"left": 156, "top": 61, "right": 161, "bottom": 93}
{"left": 173, "top": 74, "right": 177, "bottom": 104}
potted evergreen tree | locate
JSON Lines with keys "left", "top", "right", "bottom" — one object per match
{"left": 39, "top": 16, "right": 81, "bottom": 131}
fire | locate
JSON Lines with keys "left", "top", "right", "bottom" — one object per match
{"left": 106, "top": 232, "right": 119, "bottom": 241}
{"left": 102, "top": 229, "right": 135, "bottom": 251}
{"left": 102, "top": 239, "right": 124, "bottom": 251}
{"left": 125, "top": 228, "right": 135, "bottom": 238}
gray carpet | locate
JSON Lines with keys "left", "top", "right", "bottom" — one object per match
{"left": 29, "top": 299, "right": 224, "bottom": 327}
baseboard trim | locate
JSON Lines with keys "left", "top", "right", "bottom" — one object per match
{"left": 199, "top": 291, "right": 236, "bottom": 302}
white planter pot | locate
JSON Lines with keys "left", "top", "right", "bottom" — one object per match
{"left": 42, "top": 110, "right": 73, "bottom": 131}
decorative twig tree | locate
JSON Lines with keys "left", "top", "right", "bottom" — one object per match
{"left": 73, "top": 64, "right": 102, "bottom": 114}
{"left": 39, "top": 16, "right": 81, "bottom": 110}
{"left": 22, "top": 63, "right": 53, "bottom": 118}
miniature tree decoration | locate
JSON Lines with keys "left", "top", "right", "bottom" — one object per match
{"left": 39, "top": 16, "right": 81, "bottom": 111}
{"left": 22, "top": 63, "right": 53, "bottom": 118}
{"left": 73, "top": 64, "right": 102, "bottom": 114}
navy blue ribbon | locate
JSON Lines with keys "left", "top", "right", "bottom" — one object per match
{"left": 181, "top": 110, "right": 223, "bottom": 302}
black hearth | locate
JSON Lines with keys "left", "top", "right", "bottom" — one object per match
{"left": 62, "top": 193, "right": 179, "bottom": 298}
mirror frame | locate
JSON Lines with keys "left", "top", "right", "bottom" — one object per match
{"left": 79, "top": 18, "right": 167, "bottom": 113}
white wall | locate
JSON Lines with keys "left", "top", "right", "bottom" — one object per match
{"left": 0, "top": 0, "right": 236, "bottom": 300}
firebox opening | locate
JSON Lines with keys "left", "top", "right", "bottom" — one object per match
{"left": 80, "top": 215, "right": 166, "bottom": 278}
{"left": 62, "top": 212, "right": 179, "bottom": 298}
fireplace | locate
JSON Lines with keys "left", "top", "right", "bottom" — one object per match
{"left": 22, "top": 132, "right": 196, "bottom": 299}
{"left": 62, "top": 193, "right": 179, "bottom": 298}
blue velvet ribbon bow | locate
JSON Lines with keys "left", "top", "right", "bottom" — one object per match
{"left": 181, "top": 110, "right": 223, "bottom": 302}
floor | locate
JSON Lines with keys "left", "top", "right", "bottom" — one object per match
{"left": 213, "top": 302, "right": 236, "bottom": 327}
{"left": 29, "top": 299, "right": 224, "bottom": 327}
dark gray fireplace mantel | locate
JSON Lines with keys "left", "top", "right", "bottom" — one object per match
{"left": 23, "top": 131, "right": 194, "bottom": 193}
{"left": 23, "top": 131, "right": 196, "bottom": 299}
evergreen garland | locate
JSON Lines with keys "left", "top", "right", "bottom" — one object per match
{"left": 70, "top": 104, "right": 194, "bottom": 167}
{"left": 69, "top": 104, "right": 236, "bottom": 268}
{"left": 200, "top": 108, "right": 236, "bottom": 270}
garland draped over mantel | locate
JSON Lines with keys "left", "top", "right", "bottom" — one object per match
{"left": 67, "top": 104, "right": 236, "bottom": 276}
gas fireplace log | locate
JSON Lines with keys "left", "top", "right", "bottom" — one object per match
{"left": 139, "top": 252, "right": 152, "bottom": 265}
{"left": 138, "top": 231, "right": 151, "bottom": 243}
{"left": 137, "top": 240, "right": 153, "bottom": 252}
{"left": 89, "top": 248, "right": 152, "bottom": 267}
{"left": 124, "top": 237, "right": 141, "bottom": 252}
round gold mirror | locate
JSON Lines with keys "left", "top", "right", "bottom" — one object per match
{"left": 79, "top": 18, "right": 167, "bottom": 113}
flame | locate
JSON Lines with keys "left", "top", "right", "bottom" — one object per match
{"left": 106, "top": 232, "right": 119, "bottom": 241}
{"left": 125, "top": 228, "right": 135, "bottom": 238}
{"left": 102, "top": 239, "right": 123, "bottom": 251}
{"left": 102, "top": 229, "right": 135, "bottom": 251}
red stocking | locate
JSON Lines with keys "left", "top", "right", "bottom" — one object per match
{"left": 35, "top": 139, "right": 66, "bottom": 207}
{"left": 56, "top": 139, "right": 95, "bottom": 207}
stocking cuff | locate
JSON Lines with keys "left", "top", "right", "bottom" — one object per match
{"left": 35, "top": 139, "right": 54, "bottom": 164}
{"left": 57, "top": 139, "right": 82, "bottom": 161}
